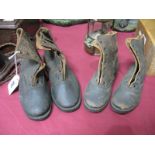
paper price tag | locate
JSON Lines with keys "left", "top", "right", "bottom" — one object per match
{"left": 8, "top": 74, "right": 20, "bottom": 95}
{"left": 7, "top": 51, "right": 20, "bottom": 95}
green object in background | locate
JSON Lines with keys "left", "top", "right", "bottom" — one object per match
{"left": 43, "top": 19, "right": 89, "bottom": 26}
{"left": 113, "top": 19, "right": 138, "bottom": 32}
{"left": 43, "top": 19, "right": 138, "bottom": 32}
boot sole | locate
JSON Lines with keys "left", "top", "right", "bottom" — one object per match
{"left": 84, "top": 99, "right": 108, "bottom": 113}
{"left": 27, "top": 106, "right": 52, "bottom": 121}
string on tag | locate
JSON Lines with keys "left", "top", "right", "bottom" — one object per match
{"left": 8, "top": 51, "right": 20, "bottom": 75}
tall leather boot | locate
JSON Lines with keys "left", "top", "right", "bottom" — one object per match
{"left": 111, "top": 34, "right": 146, "bottom": 114}
{"left": 0, "top": 43, "right": 16, "bottom": 85}
{"left": 84, "top": 31, "right": 118, "bottom": 112}
{"left": 15, "top": 28, "right": 52, "bottom": 120}
{"left": 36, "top": 27, "right": 81, "bottom": 112}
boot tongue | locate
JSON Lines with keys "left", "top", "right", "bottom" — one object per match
{"left": 36, "top": 27, "right": 66, "bottom": 80}
{"left": 93, "top": 31, "right": 117, "bottom": 85}
{"left": 36, "top": 27, "right": 58, "bottom": 51}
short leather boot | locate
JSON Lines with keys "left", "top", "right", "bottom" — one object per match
{"left": 36, "top": 27, "right": 81, "bottom": 112}
{"left": 0, "top": 43, "right": 16, "bottom": 85}
{"left": 15, "top": 28, "right": 52, "bottom": 120}
{"left": 84, "top": 31, "right": 118, "bottom": 112}
{"left": 111, "top": 34, "right": 146, "bottom": 114}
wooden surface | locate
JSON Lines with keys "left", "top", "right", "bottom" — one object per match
{"left": 136, "top": 19, "right": 155, "bottom": 76}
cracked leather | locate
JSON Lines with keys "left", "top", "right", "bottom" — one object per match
{"left": 16, "top": 28, "right": 52, "bottom": 120}
{"left": 111, "top": 35, "right": 146, "bottom": 113}
{"left": 84, "top": 31, "right": 118, "bottom": 112}
{"left": 36, "top": 27, "right": 81, "bottom": 112}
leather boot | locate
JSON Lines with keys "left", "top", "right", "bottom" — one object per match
{"left": 111, "top": 34, "right": 146, "bottom": 114}
{"left": 0, "top": 43, "right": 16, "bottom": 85}
{"left": 36, "top": 27, "right": 81, "bottom": 112}
{"left": 84, "top": 31, "right": 118, "bottom": 112}
{"left": 84, "top": 20, "right": 112, "bottom": 55}
{"left": 16, "top": 28, "right": 52, "bottom": 120}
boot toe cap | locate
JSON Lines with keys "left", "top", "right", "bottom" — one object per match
{"left": 52, "top": 83, "right": 80, "bottom": 111}
{"left": 20, "top": 89, "right": 52, "bottom": 119}
{"left": 111, "top": 90, "right": 139, "bottom": 113}
{"left": 84, "top": 86, "right": 110, "bottom": 112}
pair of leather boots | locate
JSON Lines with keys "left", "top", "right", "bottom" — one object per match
{"left": 15, "top": 27, "right": 81, "bottom": 120}
{"left": 84, "top": 30, "right": 146, "bottom": 114}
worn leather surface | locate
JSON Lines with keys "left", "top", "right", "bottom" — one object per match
{"left": 16, "top": 28, "right": 52, "bottom": 120}
{"left": 111, "top": 35, "right": 146, "bottom": 113}
{"left": 36, "top": 27, "right": 81, "bottom": 112}
{"left": 84, "top": 31, "right": 118, "bottom": 112}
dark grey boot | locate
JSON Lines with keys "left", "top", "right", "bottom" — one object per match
{"left": 36, "top": 27, "right": 81, "bottom": 112}
{"left": 16, "top": 28, "right": 52, "bottom": 120}
{"left": 84, "top": 31, "right": 118, "bottom": 112}
{"left": 111, "top": 34, "right": 146, "bottom": 114}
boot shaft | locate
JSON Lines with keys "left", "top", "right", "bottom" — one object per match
{"left": 15, "top": 28, "right": 42, "bottom": 64}
{"left": 95, "top": 31, "right": 118, "bottom": 86}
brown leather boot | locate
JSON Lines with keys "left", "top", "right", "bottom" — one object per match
{"left": 0, "top": 43, "right": 16, "bottom": 85}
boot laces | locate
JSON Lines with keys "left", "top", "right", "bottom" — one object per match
{"left": 36, "top": 27, "right": 66, "bottom": 80}
{"left": 92, "top": 40, "right": 105, "bottom": 85}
